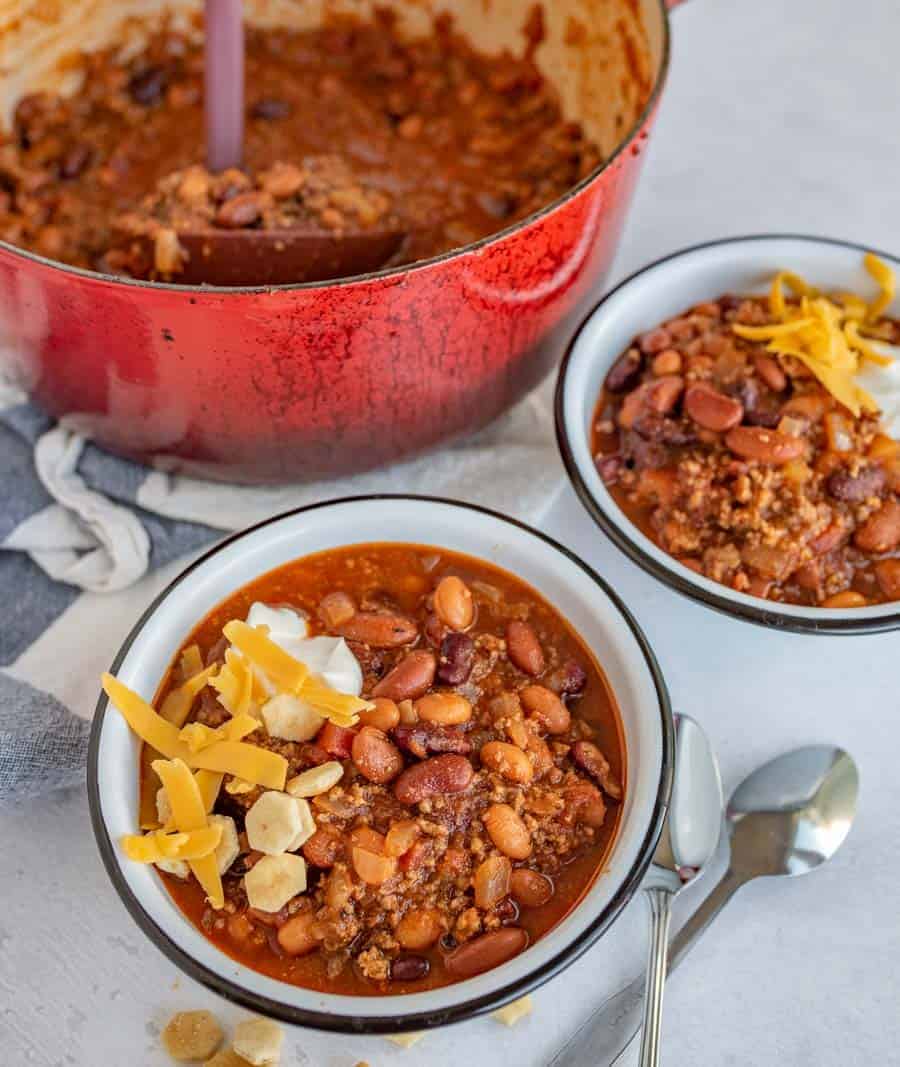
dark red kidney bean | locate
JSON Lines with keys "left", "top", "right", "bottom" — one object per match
{"left": 424, "top": 612, "right": 449, "bottom": 647}
{"left": 505, "top": 621, "right": 544, "bottom": 676}
{"left": 631, "top": 413, "right": 696, "bottom": 445}
{"left": 59, "top": 142, "right": 92, "bottom": 179}
{"left": 743, "top": 405, "right": 782, "bottom": 429}
{"left": 444, "top": 927, "right": 528, "bottom": 979}
{"left": 391, "top": 954, "right": 430, "bottom": 981}
{"left": 393, "top": 723, "right": 472, "bottom": 758}
{"left": 129, "top": 66, "right": 168, "bottom": 105}
{"left": 605, "top": 348, "right": 644, "bottom": 393}
{"left": 547, "top": 659, "right": 588, "bottom": 697}
{"left": 394, "top": 754, "right": 474, "bottom": 805}
{"left": 638, "top": 328, "right": 672, "bottom": 355}
{"left": 826, "top": 466, "right": 886, "bottom": 502}
{"left": 216, "top": 192, "right": 265, "bottom": 229}
{"left": 251, "top": 97, "right": 292, "bottom": 119}
{"left": 372, "top": 650, "right": 436, "bottom": 701}
{"left": 436, "top": 632, "right": 475, "bottom": 685}
{"left": 623, "top": 431, "right": 668, "bottom": 470}
{"left": 572, "top": 740, "right": 622, "bottom": 798}
{"left": 595, "top": 453, "right": 623, "bottom": 485}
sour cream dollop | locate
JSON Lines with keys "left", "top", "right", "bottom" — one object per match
{"left": 858, "top": 342, "right": 900, "bottom": 440}
{"left": 245, "top": 601, "right": 363, "bottom": 696}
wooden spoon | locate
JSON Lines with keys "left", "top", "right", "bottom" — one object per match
{"left": 145, "top": 0, "right": 405, "bottom": 286}
{"left": 129, "top": 224, "right": 406, "bottom": 286}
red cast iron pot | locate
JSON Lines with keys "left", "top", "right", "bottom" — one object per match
{"left": 0, "top": 0, "right": 679, "bottom": 484}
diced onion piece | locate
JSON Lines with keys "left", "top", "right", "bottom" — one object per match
{"left": 351, "top": 846, "right": 397, "bottom": 885}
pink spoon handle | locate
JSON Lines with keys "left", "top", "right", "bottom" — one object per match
{"left": 205, "top": 0, "right": 245, "bottom": 172}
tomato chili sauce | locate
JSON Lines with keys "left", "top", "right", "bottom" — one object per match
{"left": 1, "top": 12, "right": 601, "bottom": 282}
{"left": 591, "top": 284, "right": 900, "bottom": 608}
{"left": 139, "top": 544, "right": 626, "bottom": 995}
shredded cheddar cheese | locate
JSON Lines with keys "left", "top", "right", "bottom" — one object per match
{"left": 179, "top": 644, "right": 204, "bottom": 680}
{"left": 178, "top": 712, "right": 259, "bottom": 753}
{"left": 159, "top": 664, "right": 216, "bottom": 727}
{"left": 121, "top": 825, "right": 222, "bottom": 864}
{"left": 732, "top": 253, "right": 896, "bottom": 416}
{"left": 101, "top": 674, "right": 288, "bottom": 789}
{"left": 154, "top": 758, "right": 224, "bottom": 908}
{"left": 223, "top": 620, "right": 372, "bottom": 725}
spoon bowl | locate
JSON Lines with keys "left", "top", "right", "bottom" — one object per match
{"left": 727, "top": 746, "right": 859, "bottom": 879}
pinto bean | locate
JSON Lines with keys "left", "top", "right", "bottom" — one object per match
{"left": 510, "top": 869, "right": 554, "bottom": 908}
{"left": 276, "top": 912, "right": 319, "bottom": 956}
{"left": 505, "top": 620, "right": 544, "bottom": 676}
{"left": 394, "top": 754, "right": 474, "bottom": 804}
{"left": 396, "top": 908, "right": 443, "bottom": 950}
{"left": 336, "top": 611, "right": 418, "bottom": 647}
{"left": 215, "top": 191, "right": 265, "bottom": 228}
{"left": 391, "top": 954, "right": 430, "bottom": 981}
{"left": 684, "top": 384, "right": 744, "bottom": 432}
{"left": 444, "top": 928, "right": 528, "bottom": 979}
{"left": 351, "top": 726, "right": 404, "bottom": 784}
{"left": 605, "top": 348, "right": 644, "bottom": 393}
{"left": 318, "top": 590, "right": 356, "bottom": 628}
{"left": 436, "top": 632, "right": 475, "bottom": 685}
{"left": 416, "top": 692, "right": 472, "bottom": 725}
{"left": 854, "top": 499, "right": 900, "bottom": 554}
{"left": 371, "top": 650, "right": 436, "bottom": 701}
{"left": 753, "top": 353, "right": 787, "bottom": 392}
{"left": 638, "top": 327, "right": 672, "bottom": 354}
{"left": 652, "top": 349, "right": 682, "bottom": 376}
{"left": 358, "top": 697, "right": 401, "bottom": 732}
{"left": 821, "top": 590, "right": 867, "bottom": 608}
{"left": 433, "top": 575, "right": 475, "bottom": 630}
{"left": 480, "top": 741, "right": 534, "bottom": 784}
{"left": 483, "top": 804, "right": 532, "bottom": 859}
{"left": 545, "top": 659, "right": 588, "bottom": 697}
{"left": 618, "top": 376, "right": 684, "bottom": 429}
{"left": 393, "top": 722, "right": 472, "bottom": 758}
{"left": 384, "top": 819, "right": 420, "bottom": 858}
{"left": 519, "top": 685, "right": 570, "bottom": 735}
{"left": 826, "top": 466, "right": 886, "bottom": 502}
{"left": 724, "top": 425, "right": 805, "bottom": 464}
{"left": 572, "top": 740, "right": 622, "bottom": 798}
{"left": 875, "top": 559, "right": 900, "bottom": 600}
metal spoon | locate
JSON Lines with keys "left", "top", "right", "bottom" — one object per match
{"left": 638, "top": 715, "right": 723, "bottom": 1067}
{"left": 549, "top": 745, "right": 859, "bottom": 1067}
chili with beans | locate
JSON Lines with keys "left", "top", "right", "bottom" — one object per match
{"left": 0, "top": 14, "right": 601, "bottom": 282}
{"left": 143, "top": 544, "right": 624, "bottom": 993}
{"left": 592, "top": 296, "right": 900, "bottom": 606}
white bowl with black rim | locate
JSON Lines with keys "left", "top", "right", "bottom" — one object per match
{"left": 88, "top": 495, "right": 673, "bottom": 1034}
{"left": 555, "top": 234, "right": 900, "bottom": 635}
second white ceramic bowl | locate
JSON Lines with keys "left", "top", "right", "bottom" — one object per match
{"left": 556, "top": 235, "right": 900, "bottom": 635}
{"left": 88, "top": 495, "right": 673, "bottom": 1033}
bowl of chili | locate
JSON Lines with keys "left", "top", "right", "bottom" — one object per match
{"left": 88, "top": 495, "right": 673, "bottom": 1032}
{"left": 556, "top": 234, "right": 900, "bottom": 634}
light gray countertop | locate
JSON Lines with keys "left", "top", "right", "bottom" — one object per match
{"left": 3, "top": 0, "right": 900, "bottom": 1062}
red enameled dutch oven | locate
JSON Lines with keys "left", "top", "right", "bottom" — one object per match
{"left": 0, "top": 0, "right": 681, "bottom": 484}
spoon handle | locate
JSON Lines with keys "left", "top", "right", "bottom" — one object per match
{"left": 547, "top": 867, "right": 744, "bottom": 1067}
{"left": 638, "top": 887, "right": 674, "bottom": 1067}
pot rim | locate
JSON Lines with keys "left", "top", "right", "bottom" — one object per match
{"left": 87, "top": 493, "right": 674, "bottom": 1033}
{"left": 0, "top": 1, "right": 671, "bottom": 296}
{"left": 554, "top": 232, "right": 900, "bottom": 636}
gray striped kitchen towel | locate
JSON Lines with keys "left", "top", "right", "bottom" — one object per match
{"left": 0, "top": 380, "right": 561, "bottom": 806}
